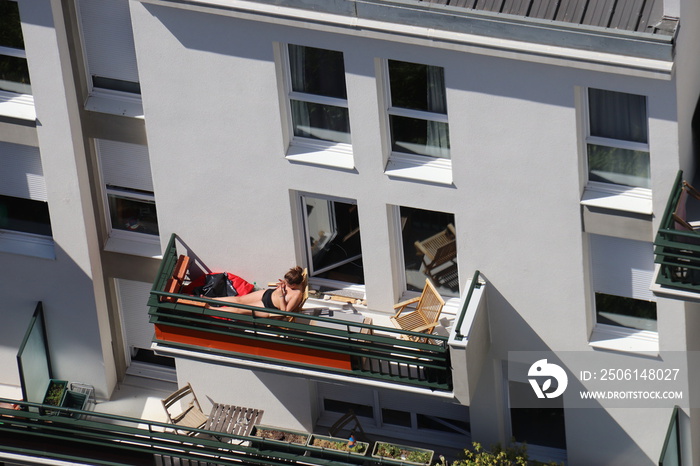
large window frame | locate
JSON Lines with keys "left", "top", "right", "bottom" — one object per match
{"left": 95, "top": 139, "right": 160, "bottom": 257}
{"left": 281, "top": 43, "right": 353, "bottom": 169}
{"left": 76, "top": 0, "right": 143, "bottom": 117}
{"left": 581, "top": 88, "right": 651, "bottom": 213}
{"left": 588, "top": 234, "right": 657, "bottom": 351}
{"left": 0, "top": 0, "right": 34, "bottom": 120}
{"left": 316, "top": 383, "right": 470, "bottom": 449}
{"left": 0, "top": 0, "right": 30, "bottom": 95}
{"left": 299, "top": 193, "right": 364, "bottom": 291}
{"left": 383, "top": 58, "right": 451, "bottom": 184}
{"left": 394, "top": 205, "right": 459, "bottom": 299}
{"left": 0, "top": 142, "right": 53, "bottom": 259}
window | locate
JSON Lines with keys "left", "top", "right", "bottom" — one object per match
{"left": 301, "top": 194, "right": 363, "bottom": 285}
{"left": 0, "top": 142, "right": 53, "bottom": 258}
{"left": 317, "top": 382, "right": 470, "bottom": 449}
{"left": 387, "top": 60, "right": 449, "bottom": 159}
{"left": 0, "top": 194, "right": 51, "bottom": 236}
{"left": 78, "top": 0, "right": 140, "bottom": 93}
{"left": 590, "top": 234, "right": 656, "bottom": 333}
{"left": 586, "top": 88, "right": 649, "bottom": 189}
{"left": 96, "top": 139, "right": 159, "bottom": 256}
{"left": 287, "top": 44, "right": 349, "bottom": 145}
{"left": 0, "top": 0, "right": 30, "bottom": 95}
{"left": 509, "top": 381, "right": 567, "bottom": 450}
{"left": 399, "top": 206, "right": 458, "bottom": 297}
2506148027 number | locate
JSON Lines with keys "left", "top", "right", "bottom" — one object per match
{"left": 599, "top": 368, "right": 680, "bottom": 381}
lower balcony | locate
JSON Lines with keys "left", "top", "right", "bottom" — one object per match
{"left": 0, "top": 392, "right": 446, "bottom": 466}
{"left": 653, "top": 170, "right": 700, "bottom": 299}
{"left": 149, "top": 234, "right": 489, "bottom": 401}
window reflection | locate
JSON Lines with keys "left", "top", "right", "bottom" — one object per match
{"left": 0, "top": 0, "right": 31, "bottom": 95}
{"left": 303, "top": 195, "right": 363, "bottom": 284}
{"left": 108, "top": 191, "right": 159, "bottom": 236}
{"left": 400, "top": 206, "right": 458, "bottom": 296}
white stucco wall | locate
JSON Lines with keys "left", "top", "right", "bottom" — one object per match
{"left": 124, "top": 2, "right": 689, "bottom": 463}
{"left": 0, "top": 0, "right": 116, "bottom": 399}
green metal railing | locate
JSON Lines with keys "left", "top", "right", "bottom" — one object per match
{"left": 148, "top": 234, "right": 452, "bottom": 391}
{"left": 0, "top": 398, "right": 414, "bottom": 465}
{"left": 453, "top": 270, "right": 481, "bottom": 341}
{"left": 658, "top": 406, "right": 681, "bottom": 466}
{"left": 654, "top": 170, "right": 700, "bottom": 293}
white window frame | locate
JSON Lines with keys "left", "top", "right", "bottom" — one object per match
{"left": 279, "top": 43, "right": 354, "bottom": 170}
{"left": 382, "top": 59, "right": 452, "bottom": 185}
{"left": 298, "top": 192, "right": 365, "bottom": 294}
{"left": 503, "top": 365, "right": 568, "bottom": 465}
{"left": 580, "top": 87, "right": 651, "bottom": 214}
{"left": 95, "top": 139, "right": 160, "bottom": 258}
{"left": 316, "top": 382, "right": 470, "bottom": 449}
{"left": 76, "top": 0, "right": 143, "bottom": 118}
{"left": 0, "top": 1, "right": 35, "bottom": 120}
{"left": 588, "top": 234, "right": 658, "bottom": 352}
{"left": 0, "top": 142, "right": 54, "bottom": 259}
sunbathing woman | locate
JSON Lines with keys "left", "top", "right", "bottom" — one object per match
{"left": 206, "top": 266, "right": 305, "bottom": 318}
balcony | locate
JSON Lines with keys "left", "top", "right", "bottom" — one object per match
{"left": 148, "top": 234, "right": 489, "bottom": 400}
{"left": 0, "top": 394, "right": 445, "bottom": 465}
{"left": 653, "top": 171, "right": 700, "bottom": 299}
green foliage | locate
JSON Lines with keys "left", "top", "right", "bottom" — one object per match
{"left": 375, "top": 442, "right": 432, "bottom": 464}
{"left": 438, "top": 442, "right": 562, "bottom": 466}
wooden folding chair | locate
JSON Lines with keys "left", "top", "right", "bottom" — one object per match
{"left": 391, "top": 278, "right": 445, "bottom": 343}
{"left": 414, "top": 224, "right": 457, "bottom": 284}
{"left": 161, "top": 383, "right": 208, "bottom": 435}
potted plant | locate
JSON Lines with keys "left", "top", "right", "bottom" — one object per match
{"left": 250, "top": 424, "right": 310, "bottom": 452}
{"left": 307, "top": 433, "right": 369, "bottom": 457}
{"left": 42, "top": 379, "right": 68, "bottom": 415}
{"left": 372, "top": 441, "right": 434, "bottom": 465}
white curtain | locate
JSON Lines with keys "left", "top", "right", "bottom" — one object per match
{"left": 426, "top": 65, "right": 449, "bottom": 158}
{"left": 289, "top": 45, "right": 310, "bottom": 137}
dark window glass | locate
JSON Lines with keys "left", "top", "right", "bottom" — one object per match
{"left": 291, "top": 100, "right": 350, "bottom": 143}
{"left": 390, "top": 115, "right": 450, "bottom": 158}
{"left": 510, "top": 382, "right": 566, "bottom": 450}
{"left": 304, "top": 196, "right": 363, "bottom": 284}
{"left": 323, "top": 399, "right": 373, "bottom": 418}
{"left": 0, "top": 54, "right": 30, "bottom": 92}
{"left": 0, "top": 0, "right": 24, "bottom": 49}
{"left": 399, "top": 206, "right": 457, "bottom": 296}
{"left": 587, "top": 144, "right": 650, "bottom": 189}
{"left": 389, "top": 60, "right": 446, "bottom": 114}
{"left": 595, "top": 292, "right": 657, "bottom": 331}
{"left": 289, "top": 44, "right": 346, "bottom": 99}
{"left": 0, "top": 194, "right": 52, "bottom": 236}
{"left": 588, "top": 88, "right": 647, "bottom": 143}
{"left": 92, "top": 76, "right": 141, "bottom": 94}
{"left": 382, "top": 408, "right": 411, "bottom": 427}
{"left": 108, "top": 190, "right": 159, "bottom": 236}
{"left": 416, "top": 413, "right": 470, "bottom": 434}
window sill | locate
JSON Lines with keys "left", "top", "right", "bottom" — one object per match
{"left": 0, "top": 230, "right": 54, "bottom": 260}
{"left": 286, "top": 139, "right": 354, "bottom": 170}
{"left": 581, "top": 183, "right": 652, "bottom": 215}
{"left": 85, "top": 89, "right": 144, "bottom": 119}
{"left": 385, "top": 155, "right": 452, "bottom": 185}
{"left": 589, "top": 324, "right": 658, "bottom": 354}
{"left": 104, "top": 234, "right": 162, "bottom": 259}
{"left": 0, "top": 91, "right": 35, "bottom": 121}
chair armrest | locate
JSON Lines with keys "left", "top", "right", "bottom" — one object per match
{"left": 393, "top": 296, "right": 420, "bottom": 316}
{"left": 409, "top": 322, "right": 438, "bottom": 333}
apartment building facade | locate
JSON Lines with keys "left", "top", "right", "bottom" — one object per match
{"left": 1, "top": 0, "right": 699, "bottom": 464}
